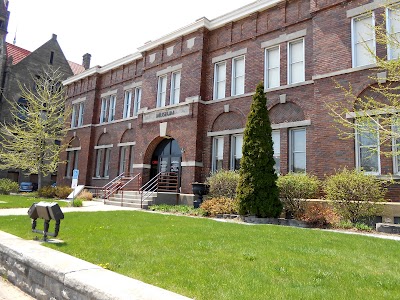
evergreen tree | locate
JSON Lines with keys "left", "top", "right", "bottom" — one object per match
{"left": 237, "top": 82, "right": 282, "bottom": 217}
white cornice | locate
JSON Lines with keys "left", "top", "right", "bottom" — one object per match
{"left": 63, "top": 0, "right": 283, "bottom": 85}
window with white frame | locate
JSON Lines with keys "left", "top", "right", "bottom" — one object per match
{"left": 272, "top": 130, "right": 280, "bottom": 174}
{"left": 100, "top": 95, "right": 116, "bottom": 123}
{"left": 231, "top": 134, "right": 243, "bottom": 170}
{"left": 133, "top": 87, "right": 142, "bottom": 116}
{"left": 65, "top": 149, "right": 79, "bottom": 178}
{"left": 123, "top": 90, "right": 132, "bottom": 119}
{"left": 393, "top": 124, "right": 400, "bottom": 174}
{"left": 157, "top": 75, "right": 167, "bottom": 107}
{"left": 212, "top": 136, "right": 224, "bottom": 172}
{"left": 119, "top": 145, "right": 135, "bottom": 175}
{"left": 352, "top": 13, "right": 375, "bottom": 67}
{"left": 95, "top": 147, "right": 112, "bottom": 178}
{"left": 288, "top": 39, "right": 305, "bottom": 84}
{"left": 356, "top": 120, "right": 380, "bottom": 174}
{"left": 71, "top": 102, "right": 84, "bottom": 128}
{"left": 387, "top": 7, "right": 400, "bottom": 60}
{"left": 170, "top": 71, "right": 181, "bottom": 105}
{"left": 265, "top": 46, "right": 280, "bottom": 89}
{"left": 214, "top": 62, "right": 226, "bottom": 100}
{"left": 232, "top": 56, "right": 245, "bottom": 96}
{"left": 290, "top": 128, "right": 306, "bottom": 173}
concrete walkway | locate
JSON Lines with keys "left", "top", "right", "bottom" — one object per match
{"left": 0, "top": 278, "right": 34, "bottom": 300}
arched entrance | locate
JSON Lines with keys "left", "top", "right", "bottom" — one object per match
{"left": 150, "top": 139, "right": 182, "bottom": 188}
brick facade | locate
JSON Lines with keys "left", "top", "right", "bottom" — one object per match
{"left": 59, "top": 0, "right": 400, "bottom": 200}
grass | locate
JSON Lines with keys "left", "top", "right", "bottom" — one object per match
{"left": 0, "top": 211, "right": 399, "bottom": 299}
{"left": 0, "top": 194, "right": 69, "bottom": 209}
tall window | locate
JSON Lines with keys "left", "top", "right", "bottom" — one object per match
{"left": 212, "top": 137, "right": 224, "bottom": 172}
{"left": 265, "top": 46, "right": 280, "bottom": 89}
{"left": 387, "top": 7, "right": 400, "bottom": 60}
{"left": 170, "top": 71, "right": 181, "bottom": 105}
{"left": 119, "top": 145, "right": 134, "bottom": 175}
{"left": 95, "top": 147, "right": 112, "bottom": 178}
{"left": 65, "top": 150, "right": 79, "bottom": 177}
{"left": 290, "top": 128, "right": 306, "bottom": 173}
{"left": 393, "top": 124, "right": 400, "bottom": 174}
{"left": 288, "top": 39, "right": 305, "bottom": 84}
{"left": 214, "top": 62, "right": 226, "bottom": 100}
{"left": 123, "top": 90, "right": 132, "bottom": 119}
{"left": 100, "top": 95, "right": 116, "bottom": 123}
{"left": 272, "top": 130, "right": 280, "bottom": 174}
{"left": 133, "top": 87, "right": 142, "bottom": 116}
{"left": 231, "top": 135, "right": 243, "bottom": 170}
{"left": 104, "top": 148, "right": 111, "bottom": 177}
{"left": 232, "top": 56, "right": 245, "bottom": 96}
{"left": 356, "top": 120, "right": 380, "bottom": 174}
{"left": 71, "top": 102, "right": 84, "bottom": 128}
{"left": 95, "top": 148, "right": 104, "bottom": 177}
{"left": 352, "top": 14, "right": 375, "bottom": 67}
{"left": 157, "top": 75, "right": 167, "bottom": 107}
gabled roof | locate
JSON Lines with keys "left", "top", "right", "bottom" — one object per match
{"left": 6, "top": 42, "right": 85, "bottom": 75}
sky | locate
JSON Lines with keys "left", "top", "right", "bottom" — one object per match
{"left": 6, "top": 0, "right": 254, "bottom": 67}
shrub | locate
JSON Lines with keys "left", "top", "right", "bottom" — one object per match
{"left": 299, "top": 203, "right": 339, "bottom": 228}
{"left": 200, "top": 197, "right": 239, "bottom": 217}
{"left": 206, "top": 170, "right": 239, "bottom": 199}
{"left": 237, "top": 82, "right": 282, "bottom": 218}
{"left": 38, "top": 186, "right": 56, "bottom": 198}
{"left": 277, "top": 173, "right": 320, "bottom": 219}
{"left": 324, "top": 168, "right": 387, "bottom": 224}
{"left": 0, "top": 178, "right": 19, "bottom": 195}
{"left": 73, "top": 198, "right": 83, "bottom": 207}
{"left": 54, "top": 186, "right": 73, "bottom": 199}
{"left": 78, "top": 189, "right": 93, "bottom": 201}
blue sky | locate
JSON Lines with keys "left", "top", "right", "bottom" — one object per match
{"left": 7, "top": 0, "right": 252, "bottom": 66}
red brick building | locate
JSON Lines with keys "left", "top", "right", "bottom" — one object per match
{"left": 58, "top": 0, "right": 400, "bottom": 202}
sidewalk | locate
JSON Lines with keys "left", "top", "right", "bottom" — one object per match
{"left": 0, "top": 278, "right": 34, "bottom": 300}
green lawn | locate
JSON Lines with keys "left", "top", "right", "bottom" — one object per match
{"left": 0, "top": 194, "right": 69, "bottom": 209}
{"left": 0, "top": 211, "right": 399, "bottom": 299}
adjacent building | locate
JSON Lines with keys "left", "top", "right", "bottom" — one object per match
{"left": 59, "top": 0, "right": 400, "bottom": 201}
{"left": 0, "top": 0, "right": 86, "bottom": 185}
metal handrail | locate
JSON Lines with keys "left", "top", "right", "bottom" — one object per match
{"left": 103, "top": 172, "right": 124, "bottom": 190}
{"left": 119, "top": 173, "right": 141, "bottom": 206}
{"left": 139, "top": 172, "right": 162, "bottom": 208}
{"left": 102, "top": 172, "right": 125, "bottom": 201}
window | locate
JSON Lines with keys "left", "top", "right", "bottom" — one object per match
{"left": 17, "top": 97, "right": 28, "bottom": 120}
{"left": 232, "top": 56, "right": 245, "bottom": 96}
{"left": 212, "top": 137, "right": 224, "bottom": 172}
{"left": 356, "top": 120, "right": 380, "bottom": 174}
{"left": 230, "top": 135, "right": 243, "bottom": 170}
{"left": 100, "top": 95, "right": 116, "bottom": 123}
{"left": 65, "top": 150, "right": 79, "bottom": 178}
{"left": 265, "top": 46, "right": 280, "bottom": 88}
{"left": 133, "top": 87, "right": 142, "bottom": 116}
{"left": 119, "top": 145, "right": 134, "bottom": 175}
{"left": 352, "top": 14, "right": 375, "bottom": 67}
{"left": 272, "top": 130, "right": 280, "bottom": 174}
{"left": 95, "top": 147, "right": 112, "bottom": 178}
{"left": 288, "top": 39, "right": 305, "bottom": 84}
{"left": 170, "top": 71, "right": 181, "bottom": 105}
{"left": 387, "top": 7, "right": 400, "bottom": 60}
{"left": 157, "top": 75, "right": 167, "bottom": 107}
{"left": 123, "top": 90, "right": 132, "bottom": 119}
{"left": 71, "top": 102, "right": 84, "bottom": 128}
{"left": 393, "top": 124, "right": 400, "bottom": 174}
{"left": 290, "top": 128, "right": 306, "bottom": 173}
{"left": 214, "top": 62, "right": 226, "bottom": 100}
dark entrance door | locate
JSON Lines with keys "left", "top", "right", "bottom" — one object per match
{"left": 150, "top": 139, "right": 182, "bottom": 188}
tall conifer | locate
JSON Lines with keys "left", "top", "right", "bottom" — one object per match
{"left": 237, "top": 82, "right": 282, "bottom": 217}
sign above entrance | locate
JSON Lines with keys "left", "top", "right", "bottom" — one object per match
{"left": 143, "top": 104, "right": 190, "bottom": 123}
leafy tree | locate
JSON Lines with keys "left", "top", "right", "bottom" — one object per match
{"left": 237, "top": 82, "right": 282, "bottom": 217}
{"left": 328, "top": 5, "right": 400, "bottom": 157}
{"left": 0, "top": 67, "right": 70, "bottom": 189}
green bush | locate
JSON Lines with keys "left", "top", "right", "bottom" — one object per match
{"left": 277, "top": 173, "right": 320, "bottom": 219}
{"left": 54, "top": 186, "right": 73, "bottom": 199}
{"left": 37, "top": 186, "right": 56, "bottom": 198}
{"left": 206, "top": 170, "right": 239, "bottom": 199}
{"left": 73, "top": 198, "right": 83, "bottom": 207}
{"left": 0, "top": 178, "right": 19, "bottom": 195}
{"left": 200, "top": 197, "right": 239, "bottom": 217}
{"left": 324, "top": 168, "right": 387, "bottom": 224}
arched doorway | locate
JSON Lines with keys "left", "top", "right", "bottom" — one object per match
{"left": 150, "top": 139, "right": 182, "bottom": 187}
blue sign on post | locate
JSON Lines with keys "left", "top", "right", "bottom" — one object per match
{"left": 72, "top": 169, "right": 79, "bottom": 180}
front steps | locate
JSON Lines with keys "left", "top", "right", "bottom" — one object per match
{"left": 105, "top": 191, "right": 156, "bottom": 209}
